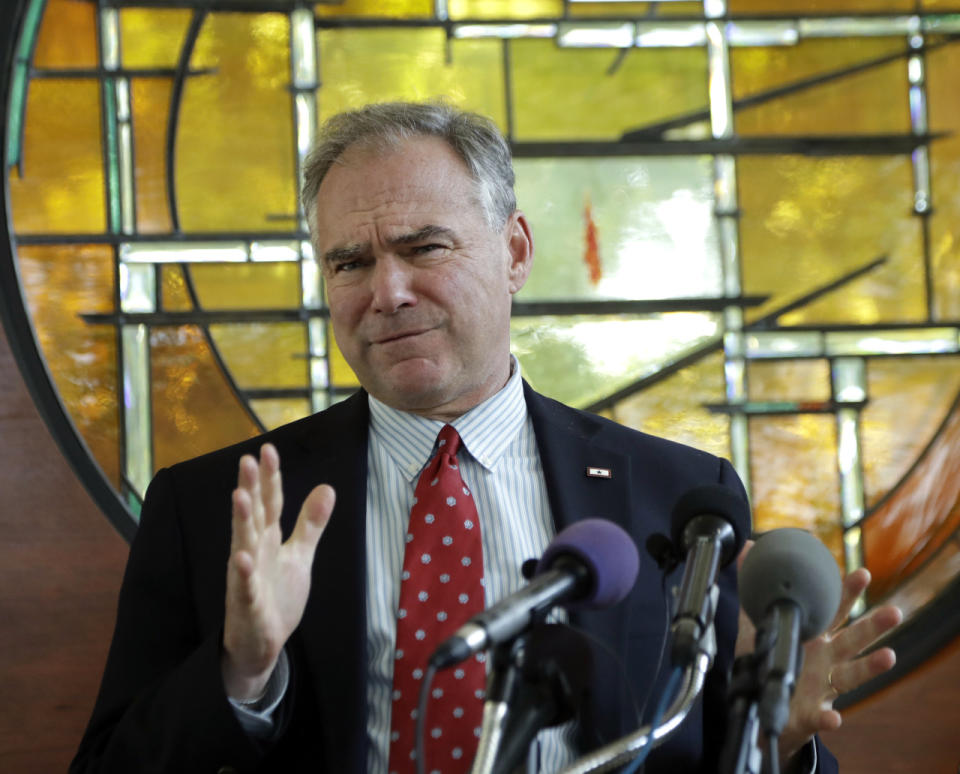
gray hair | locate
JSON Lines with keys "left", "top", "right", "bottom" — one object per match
{"left": 300, "top": 101, "right": 516, "bottom": 240}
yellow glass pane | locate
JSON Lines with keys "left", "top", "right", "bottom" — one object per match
{"left": 735, "top": 58, "right": 909, "bottom": 136}
{"left": 448, "top": 0, "right": 562, "bottom": 18}
{"left": 749, "top": 415, "right": 843, "bottom": 564}
{"left": 316, "top": 30, "right": 505, "bottom": 127}
{"left": 250, "top": 398, "right": 312, "bottom": 430}
{"left": 927, "top": 43, "right": 960, "bottom": 321}
{"left": 731, "top": 37, "right": 906, "bottom": 102}
{"left": 315, "top": 0, "right": 432, "bottom": 17}
{"left": 730, "top": 0, "right": 913, "bottom": 11}
{"left": 510, "top": 41, "right": 708, "bottom": 140}
{"left": 177, "top": 13, "right": 296, "bottom": 232}
{"left": 188, "top": 263, "right": 301, "bottom": 309}
{"left": 16, "top": 245, "right": 119, "bottom": 486}
{"left": 208, "top": 323, "right": 307, "bottom": 389}
{"left": 567, "top": 2, "right": 652, "bottom": 16}
{"left": 33, "top": 0, "right": 98, "bottom": 69}
{"left": 9, "top": 80, "right": 106, "bottom": 233}
{"left": 150, "top": 325, "right": 260, "bottom": 470}
{"left": 161, "top": 265, "right": 193, "bottom": 311}
{"left": 606, "top": 351, "right": 731, "bottom": 461}
{"left": 328, "top": 322, "right": 362, "bottom": 388}
{"left": 861, "top": 357, "right": 960, "bottom": 507}
{"left": 121, "top": 8, "right": 192, "bottom": 68}
{"left": 747, "top": 360, "right": 831, "bottom": 403}
{"left": 739, "top": 156, "right": 924, "bottom": 325}
{"left": 131, "top": 78, "right": 174, "bottom": 234}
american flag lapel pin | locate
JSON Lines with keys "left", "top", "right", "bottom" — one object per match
{"left": 586, "top": 466, "right": 612, "bottom": 479}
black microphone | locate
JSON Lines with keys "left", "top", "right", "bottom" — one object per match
{"left": 429, "top": 519, "right": 640, "bottom": 669}
{"left": 739, "top": 528, "right": 842, "bottom": 737}
{"left": 669, "top": 484, "right": 749, "bottom": 667}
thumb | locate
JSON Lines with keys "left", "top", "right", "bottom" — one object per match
{"left": 290, "top": 484, "right": 335, "bottom": 558}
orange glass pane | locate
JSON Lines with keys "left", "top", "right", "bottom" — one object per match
{"left": 16, "top": 245, "right": 120, "bottom": 486}
{"left": 607, "top": 351, "right": 731, "bottom": 461}
{"left": 448, "top": 0, "right": 562, "bottom": 18}
{"left": 862, "top": 395, "right": 960, "bottom": 599}
{"left": 121, "top": 8, "right": 192, "bottom": 68}
{"left": 131, "top": 78, "right": 174, "bottom": 234}
{"left": 176, "top": 13, "right": 296, "bottom": 232}
{"left": 328, "top": 322, "right": 362, "bottom": 388}
{"left": 150, "top": 325, "right": 260, "bottom": 470}
{"left": 315, "top": 0, "right": 432, "bottom": 17}
{"left": 739, "top": 156, "right": 924, "bottom": 326}
{"left": 208, "top": 323, "right": 307, "bottom": 389}
{"left": 882, "top": 539, "right": 960, "bottom": 620}
{"left": 9, "top": 79, "right": 106, "bottom": 233}
{"left": 161, "top": 265, "right": 193, "bottom": 311}
{"left": 735, "top": 57, "right": 909, "bottom": 136}
{"left": 926, "top": 43, "right": 960, "bottom": 321}
{"left": 510, "top": 40, "right": 708, "bottom": 140}
{"left": 861, "top": 357, "right": 960, "bottom": 507}
{"left": 730, "top": 0, "right": 913, "bottom": 11}
{"left": 749, "top": 415, "right": 843, "bottom": 563}
{"left": 747, "top": 360, "right": 831, "bottom": 404}
{"left": 316, "top": 29, "right": 505, "bottom": 127}
{"left": 33, "top": 0, "right": 98, "bottom": 69}
{"left": 187, "top": 263, "right": 301, "bottom": 310}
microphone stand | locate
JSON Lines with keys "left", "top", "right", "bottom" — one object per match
{"left": 470, "top": 635, "right": 526, "bottom": 774}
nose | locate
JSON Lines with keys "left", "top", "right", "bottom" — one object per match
{"left": 370, "top": 255, "right": 417, "bottom": 314}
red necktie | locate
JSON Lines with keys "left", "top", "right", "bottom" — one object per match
{"left": 387, "top": 425, "right": 486, "bottom": 774}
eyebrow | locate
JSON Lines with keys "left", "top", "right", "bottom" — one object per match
{"left": 321, "top": 225, "right": 456, "bottom": 266}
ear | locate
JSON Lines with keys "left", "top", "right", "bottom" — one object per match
{"left": 504, "top": 210, "right": 534, "bottom": 295}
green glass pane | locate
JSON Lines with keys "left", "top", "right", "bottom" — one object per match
{"left": 749, "top": 414, "right": 843, "bottom": 564}
{"left": 33, "top": 0, "right": 98, "bottom": 69}
{"left": 188, "top": 263, "right": 301, "bottom": 309}
{"left": 316, "top": 30, "right": 505, "bottom": 126}
{"left": 315, "top": 0, "right": 433, "bottom": 17}
{"left": 861, "top": 356, "right": 960, "bottom": 506}
{"left": 448, "top": 0, "right": 562, "bottom": 19}
{"left": 739, "top": 156, "right": 924, "bottom": 325}
{"left": 208, "top": 323, "right": 307, "bottom": 389}
{"left": 511, "top": 312, "right": 720, "bottom": 408}
{"left": 515, "top": 156, "right": 720, "bottom": 300}
{"left": 17, "top": 245, "right": 119, "bottom": 487}
{"left": 177, "top": 13, "right": 295, "bottom": 232}
{"left": 161, "top": 265, "right": 193, "bottom": 311}
{"left": 735, "top": 57, "right": 909, "bottom": 136}
{"left": 510, "top": 41, "right": 708, "bottom": 140}
{"left": 927, "top": 43, "right": 960, "bottom": 321}
{"left": 329, "top": 322, "right": 362, "bottom": 388}
{"left": 150, "top": 325, "right": 260, "bottom": 470}
{"left": 747, "top": 360, "right": 831, "bottom": 403}
{"left": 121, "top": 8, "right": 192, "bottom": 68}
{"left": 606, "top": 351, "right": 730, "bottom": 460}
{"left": 250, "top": 398, "right": 312, "bottom": 430}
{"left": 730, "top": 0, "right": 913, "bottom": 11}
{"left": 131, "top": 78, "right": 174, "bottom": 234}
{"left": 9, "top": 79, "right": 106, "bottom": 233}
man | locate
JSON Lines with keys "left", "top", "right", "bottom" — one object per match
{"left": 72, "top": 102, "right": 900, "bottom": 774}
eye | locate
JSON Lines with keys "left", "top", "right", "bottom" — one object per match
{"left": 413, "top": 243, "right": 446, "bottom": 255}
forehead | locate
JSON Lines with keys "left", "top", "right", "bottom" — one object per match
{"left": 313, "top": 136, "right": 484, "bottom": 237}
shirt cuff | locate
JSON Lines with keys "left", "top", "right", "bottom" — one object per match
{"left": 227, "top": 649, "right": 290, "bottom": 738}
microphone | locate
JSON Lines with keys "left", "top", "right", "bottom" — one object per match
{"left": 739, "top": 528, "right": 842, "bottom": 737}
{"left": 668, "top": 484, "right": 749, "bottom": 667}
{"left": 429, "top": 518, "right": 640, "bottom": 669}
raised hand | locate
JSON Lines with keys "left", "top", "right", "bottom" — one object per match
{"left": 221, "top": 443, "right": 335, "bottom": 701}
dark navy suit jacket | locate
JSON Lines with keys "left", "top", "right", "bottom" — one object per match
{"left": 72, "top": 384, "right": 837, "bottom": 773}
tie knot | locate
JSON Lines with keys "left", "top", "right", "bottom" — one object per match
{"left": 436, "top": 424, "right": 462, "bottom": 458}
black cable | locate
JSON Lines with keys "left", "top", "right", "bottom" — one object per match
{"left": 414, "top": 662, "right": 437, "bottom": 774}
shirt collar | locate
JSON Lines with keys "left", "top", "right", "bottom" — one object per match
{"left": 368, "top": 355, "right": 528, "bottom": 481}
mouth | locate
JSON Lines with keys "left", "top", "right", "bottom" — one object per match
{"left": 371, "top": 328, "right": 432, "bottom": 345}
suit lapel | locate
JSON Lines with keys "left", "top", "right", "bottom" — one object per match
{"left": 523, "top": 383, "right": 638, "bottom": 743}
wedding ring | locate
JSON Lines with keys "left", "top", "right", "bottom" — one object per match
{"left": 827, "top": 669, "right": 839, "bottom": 695}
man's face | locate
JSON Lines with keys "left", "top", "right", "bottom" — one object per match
{"left": 312, "top": 136, "right": 533, "bottom": 420}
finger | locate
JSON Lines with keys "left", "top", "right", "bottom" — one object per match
{"left": 829, "top": 604, "right": 902, "bottom": 662}
{"left": 237, "top": 454, "right": 266, "bottom": 533}
{"left": 258, "top": 443, "right": 283, "bottom": 528}
{"left": 829, "top": 645, "right": 897, "bottom": 695}
{"left": 230, "top": 487, "right": 258, "bottom": 556}
{"left": 829, "top": 568, "right": 871, "bottom": 632}
{"left": 736, "top": 539, "right": 755, "bottom": 573}
{"left": 290, "top": 484, "right": 336, "bottom": 560}
{"left": 816, "top": 708, "right": 842, "bottom": 733}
